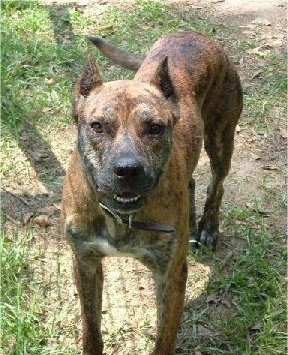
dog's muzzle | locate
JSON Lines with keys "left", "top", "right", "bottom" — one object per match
{"left": 100, "top": 155, "right": 155, "bottom": 214}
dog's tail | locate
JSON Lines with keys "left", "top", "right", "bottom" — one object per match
{"left": 88, "top": 36, "right": 144, "bottom": 71}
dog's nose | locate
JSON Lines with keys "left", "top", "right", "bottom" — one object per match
{"left": 113, "top": 157, "right": 145, "bottom": 180}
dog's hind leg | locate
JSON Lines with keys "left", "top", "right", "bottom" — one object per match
{"left": 189, "top": 178, "right": 198, "bottom": 249}
{"left": 198, "top": 118, "right": 238, "bottom": 249}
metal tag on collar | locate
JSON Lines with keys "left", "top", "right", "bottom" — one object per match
{"left": 129, "top": 214, "right": 133, "bottom": 229}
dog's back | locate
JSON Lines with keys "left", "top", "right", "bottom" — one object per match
{"left": 91, "top": 31, "right": 242, "bottom": 132}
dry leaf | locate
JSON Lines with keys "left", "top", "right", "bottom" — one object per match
{"left": 259, "top": 43, "right": 273, "bottom": 50}
{"left": 198, "top": 325, "right": 212, "bottom": 337}
{"left": 243, "top": 30, "right": 256, "bottom": 37}
{"left": 257, "top": 209, "right": 271, "bottom": 217}
{"left": 138, "top": 22, "right": 154, "bottom": 30}
{"left": 249, "top": 323, "right": 262, "bottom": 332}
{"left": 262, "top": 165, "right": 278, "bottom": 171}
{"left": 278, "top": 128, "right": 287, "bottom": 139}
{"left": 248, "top": 45, "right": 272, "bottom": 57}
{"left": 206, "top": 294, "right": 218, "bottom": 303}
{"left": 240, "top": 24, "right": 256, "bottom": 30}
{"left": 250, "top": 153, "right": 261, "bottom": 160}
{"left": 271, "top": 39, "right": 284, "bottom": 47}
{"left": 45, "top": 77, "right": 54, "bottom": 84}
{"left": 221, "top": 298, "right": 233, "bottom": 308}
{"left": 78, "top": 0, "right": 89, "bottom": 5}
{"left": 34, "top": 215, "right": 51, "bottom": 227}
{"left": 251, "top": 18, "right": 271, "bottom": 26}
{"left": 251, "top": 70, "right": 262, "bottom": 79}
{"left": 42, "top": 107, "right": 54, "bottom": 114}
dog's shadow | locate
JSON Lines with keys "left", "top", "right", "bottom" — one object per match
{"left": 175, "top": 243, "right": 232, "bottom": 354}
{"left": 1, "top": 4, "right": 75, "bottom": 225}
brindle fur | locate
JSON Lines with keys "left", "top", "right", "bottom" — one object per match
{"left": 62, "top": 31, "right": 243, "bottom": 354}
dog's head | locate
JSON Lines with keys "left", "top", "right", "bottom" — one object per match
{"left": 73, "top": 56, "right": 179, "bottom": 214}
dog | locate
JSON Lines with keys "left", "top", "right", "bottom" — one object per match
{"left": 61, "top": 31, "right": 243, "bottom": 354}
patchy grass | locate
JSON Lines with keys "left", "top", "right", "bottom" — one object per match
{"left": 97, "top": 0, "right": 213, "bottom": 54}
{"left": 1, "top": 1, "right": 83, "bottom": 134}
{"left": 1, "top": 1, "right": 286, "bottom": 354}
{"left": 1, "top": 224, "right": 80, "bottom": 355}
{"left": 178, "top": 202, "right": 286, "bottom": 355}
{"left": 208, "top": 206, "right": 285, "bottom": 354}
{"left": 1, "top": 227, "right": 50, "bottom": 353}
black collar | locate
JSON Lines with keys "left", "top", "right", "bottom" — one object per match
{"left": 99, "top": 203, "right": 176, "bottom": 233}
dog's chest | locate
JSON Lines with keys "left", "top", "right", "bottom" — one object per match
{"left": 80, "top": 219, "right": 175, "bottom": 270}
{"left": 89, "top": 233, "right": 139, "bottom": 257}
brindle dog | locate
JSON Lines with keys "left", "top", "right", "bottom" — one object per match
{"left": 62, "top": 31, "right": 243, "bottom": 354}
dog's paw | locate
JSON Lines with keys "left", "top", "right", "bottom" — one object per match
{"left": 189, "top": 239, "right": 201, "bottom": 251}
{"left": 189, "top": 228, "right": 218, "bottom": 252}
{"left": 199, "top": 229, "right": 217, "bottom": 249}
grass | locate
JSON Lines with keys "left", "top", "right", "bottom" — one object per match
{"left": 1, "top": 223, "right": 79, "bottom": 355}
{"left": 210, "top": 206, "right": 285, "bottom": 354}
{"left": 180, "top": 202, "right": 286, "bottom": 355}
{"left": 1, "top": 0, "right": 286, "bottom": 354}
{"left": 1, "top": 227, "right": 48, "bottom": 353}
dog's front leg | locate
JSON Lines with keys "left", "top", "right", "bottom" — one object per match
{"left": 65, "top": 221, "right": 104, "bottom": 354}
{"left": 73, "top": 254, "right": 104, "bottom": 355}
{"left": 152, "top": 259, "right": 188, "bottom": 355}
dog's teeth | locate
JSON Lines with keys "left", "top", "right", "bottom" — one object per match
{"left": 114, "top": 195, "right": 140, "bottom": 204}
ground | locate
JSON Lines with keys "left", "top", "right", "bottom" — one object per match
{"left": 1, "top": 0, "right": 286, "bottom": 354}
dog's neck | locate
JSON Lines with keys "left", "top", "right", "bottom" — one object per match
{"left": 99, "top": 203, "right": 176, "bottom": 235}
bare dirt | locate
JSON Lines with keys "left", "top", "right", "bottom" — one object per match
{"left": 2, "top": 0, "right": 286, "bottom": 354}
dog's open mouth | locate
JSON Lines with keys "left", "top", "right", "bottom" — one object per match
{"left": 113, "top": 192, "right": 141, "bottom": 205}
{"left": 99, "top": 191, "right": 145, "bottom": 215}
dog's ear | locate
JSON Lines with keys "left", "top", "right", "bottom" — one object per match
{"left": 77, "top": 55, "right": 103, "bottom": 97}
{"left": 150, "top": 57, "right": 174, "bottom": 100}
{"left": 73, "top": 56, "right": 103, "bottom": 122}
{"left": 150, "top": 57, "right": 180, "bottom": 122}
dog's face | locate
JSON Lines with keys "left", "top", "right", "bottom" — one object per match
{"left": 74, "top": 57, "right": 178, "bottom": 214}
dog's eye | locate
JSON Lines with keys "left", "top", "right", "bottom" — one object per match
{"left": 148, "top": 124, "right": 164, "bottom": 136}
{"left": 90, "top": 121, "right": 103, "bottom": 134}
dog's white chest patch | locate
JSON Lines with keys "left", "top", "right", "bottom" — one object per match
{"left": 97, "top": 239, "right": 129, "bottom": 256}
{"left": 83, "top": 238, "right": 135, "bottom": 257}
